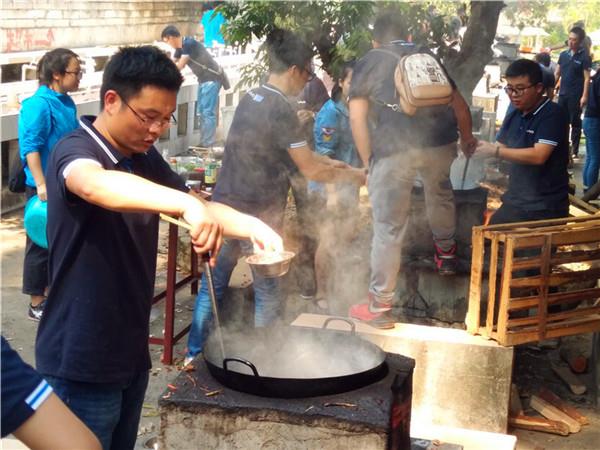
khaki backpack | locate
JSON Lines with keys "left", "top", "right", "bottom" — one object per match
{"left": 373, "top": 48, "right": 453, "bottom": 116}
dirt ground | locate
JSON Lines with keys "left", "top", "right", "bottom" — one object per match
{"left": 1, "top": 155, "right": 599, "bottom": 449}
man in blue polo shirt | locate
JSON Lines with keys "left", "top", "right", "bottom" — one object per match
{"left": 2, "top": 336, "right": 101, "bottom": 449}
{"left": 476, "top": 59, "right": 569, "bottom": 223}
{"left": 36, "top": 45, "right": 282, "bottom": 450}
{"left": 555, "top": 26, "right": 591, "bottom": 159}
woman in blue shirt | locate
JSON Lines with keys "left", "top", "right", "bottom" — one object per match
{"left": 18, "top": 48, "right": 81, "bottom": 321}
{"left": 309, "top": 62, "right": 361, "bottom": 309}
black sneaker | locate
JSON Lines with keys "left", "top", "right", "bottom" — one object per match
{"left": 28, "top": 299, "right": 46, "bottom": 322}
{"left": 435, "top": 244, "right": 458, "bottom": 276}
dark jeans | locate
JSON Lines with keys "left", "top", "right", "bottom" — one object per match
{"left": 583, "top": 116, "right": 600, "bottom": 189}
{"left": 558, "top": 94, "right": 583, "bottom": 155}
{"left": 45, "top": 372, "right": 149, "bottom": 450}
{"left": 22, "top": 186, "right": 48, "bottom": 296}
{"left": 290, "top": 174, "right": 318, "bottom": 297}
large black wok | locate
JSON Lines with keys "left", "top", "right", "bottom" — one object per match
{"left": 204, "top": 318, "right": 388, "bottom": 398}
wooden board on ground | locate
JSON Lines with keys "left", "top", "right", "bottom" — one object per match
{"left": 551, "top": 363, "right": 587, "bottom": 395}
{"left": 529, "top": 395, "right": 581, "bottom": 433}
{"left": 538, "top": 387, "right": 589, "bottom": 425}
{"left": 508, "top": 415, "right": 569, "bottom": 436}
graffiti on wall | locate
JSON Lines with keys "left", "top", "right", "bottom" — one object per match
{"left": 2, "top": 28, "right": 55, "bottom": 52}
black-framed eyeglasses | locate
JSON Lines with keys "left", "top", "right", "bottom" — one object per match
{"left": 121, "top": 98, "right": 177, "bottom": 130}
{"left": 65, "top": 70, "right": 83, "bottom": 79}
{"left": 503, "top": 84, "right": 535, "bottom": 97}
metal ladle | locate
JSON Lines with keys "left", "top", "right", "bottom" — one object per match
{"left": 159, "top": 214, "right": 226, "bottom": 362}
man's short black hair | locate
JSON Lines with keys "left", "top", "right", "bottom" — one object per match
{"left": 372, "top": 15, "right": 407, "bottom": 44}
{"left": 534, "top": 52, "right": 551, "bottom": 67}
{"left": 161, "top": 25, "right": 181, "bottom": 39}
{"left": 505, "top": 59, "right": 543, "bottom": 85}
{"left": 265, "top": 29, "right": 313, "bottom": 74}
{"left": 570, "top": 26, "right": 586, "bottom": 42}
{"left": 100, "top": 45, "right": 183, "bottom": 109}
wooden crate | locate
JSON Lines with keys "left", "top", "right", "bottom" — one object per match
{"left": 466, "top": 215, "right": 600, "bottom": 346}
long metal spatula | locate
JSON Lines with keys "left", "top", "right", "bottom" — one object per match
{"left": 159, "top": 214, "right": 226, "bottom": 363}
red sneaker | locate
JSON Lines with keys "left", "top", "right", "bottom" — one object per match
{"left": 349, "top": 303, "right": 396, "bottom": 329}
{"left": 434, "top": 243, "right": 458, "bottom": 276}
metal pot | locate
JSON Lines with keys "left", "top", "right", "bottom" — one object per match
{"left": 203, "top": 318, "right": 388, "bottom": 398}
{"left": 245, "top": 251, "right": 295, "bottom": 278}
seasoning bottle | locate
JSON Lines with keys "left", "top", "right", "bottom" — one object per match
{"left": 387, "top": 371, "right": 413, "bottom": 450}
{"left": 204, "top": 148, "right": 218, "bottom": 190}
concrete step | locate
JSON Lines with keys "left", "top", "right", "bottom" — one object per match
{"left": 291, "top": 313, "right": 514, "bottom": 435}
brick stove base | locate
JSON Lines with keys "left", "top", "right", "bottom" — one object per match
{"left": 158, "top": 353, "right": 457, "bottom": 450}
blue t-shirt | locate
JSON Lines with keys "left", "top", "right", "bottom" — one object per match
{"left": 496, "top": 99, "right": 569, "bottom": 212}
{"left": 309, "top": 98, "right": 361, "bottom": 201}
{"left": 212, "top": 84, "right": 305, "bottom": 230}
{"left": 201, "top": 9, "right": 225, "bottom": 47}
{"left": 36, "top": 116, "right": 188, "bottom": 384}
{"left": 18, "top": 85, "right": 79, "bottom": 187}
{"left": 349, "top": 42, "right": 459, "bottom": 160}
{"left": 1, "top": 336, "right": 53, "bottom": 437}
{"left": 557, "top": 47, "right": 591, "bottom": 98}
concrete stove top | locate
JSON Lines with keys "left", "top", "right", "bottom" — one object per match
{"left": 159, "top": 352, "right": 414, "bottom": 432}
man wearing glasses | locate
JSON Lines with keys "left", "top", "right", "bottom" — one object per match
{"left": 36, "top": 46, "right": 282, "bottom": 449}
{"left": 475, "top": 59, "right": 570, "bottom": 224}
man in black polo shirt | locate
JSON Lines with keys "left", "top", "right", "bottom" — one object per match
{"left": 476, "top": 59, "right": 569, "bottom": 223}
{"left": 161, "top": 25, "right": 224, "bottom": 147}
{"left": 36, "top": 46, "right": 282, "bottom": 450}
{"left": 347, "top": 15, "right": 476, "bottom": 329}
{"left": 555, "top": 26, "right": 591, "bottom": 158}
{"left": 184, "top": 29, "right": 366, "bottom": 364}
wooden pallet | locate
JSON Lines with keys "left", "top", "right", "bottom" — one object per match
{"left": 466, "top": 216, "right": 600, "bottom": 346}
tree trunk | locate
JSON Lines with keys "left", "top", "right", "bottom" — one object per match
{"left": 445, "top": 1, "right": 505, "bottom": 103}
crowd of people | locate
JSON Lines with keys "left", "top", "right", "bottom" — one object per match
{"left": 3, "top": 12, "right": 598, "bottom": 450}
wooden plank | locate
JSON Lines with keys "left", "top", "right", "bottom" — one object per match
{"left": 466, "top": 228, "right": 485, "bottom": 334}
{"left": 503, "top": 317, "right": 600, "bottom": 346}
{"left": 478, "top": 215, "right": 596, "bottom": 233}
{"left": 511, "top": 248, "right": 600, "bottom": 271}
{"left": 538, "top": 387, "right": 589, "bottom": 425}
{"left": 508, "top": 287, "right": 600, "bottom": 311}
{"left": 570, "top": 193, "right": 600, "bottom": 214}
{"left": 510, "top": 267, "right": 600, "bottom": 288}
{"left": 496, "top": 237, "right": 515, "bottom": 345}
{"left": 551, "top": 364, "right": 587, "bottom": 395}
{"left": 529, "top": 395, "right": 581, "bottom": 433}
{"left": 537, "top": 235, "right": 553, "bottom": 341}
{"left": 507, "top": 305, "right": 600, "bottom": 329}
{"left": 508, "top": 415, "right": 569, "bottom": 436}
{"left": 485, "top": 236, "right": 500, "bottom": 338}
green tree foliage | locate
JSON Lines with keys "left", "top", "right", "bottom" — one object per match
{"left": 218, "top": 1, "right": 503, "bottom": 101}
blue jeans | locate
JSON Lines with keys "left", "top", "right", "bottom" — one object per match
{"left": 197, "top": 80, "right": 221, "bottom": 147}
{"left": 44, "top": 372, "right": 149, "bottom": 450}
{"left": 186, "top": 239, "right": 284, "bottom": 358}
{"left": 583, "top": 116, "right": 600, "bottom": 189}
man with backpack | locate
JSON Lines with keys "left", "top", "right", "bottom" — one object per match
{"left": 162, "top": 25, "right": 228, "bottom": 147}
{"left": 348, "top": 15, "right": 476, "bottom": 329}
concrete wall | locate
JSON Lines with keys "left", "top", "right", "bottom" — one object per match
{"left": 0, "top": 0, "right": 202, "bottom": 53}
